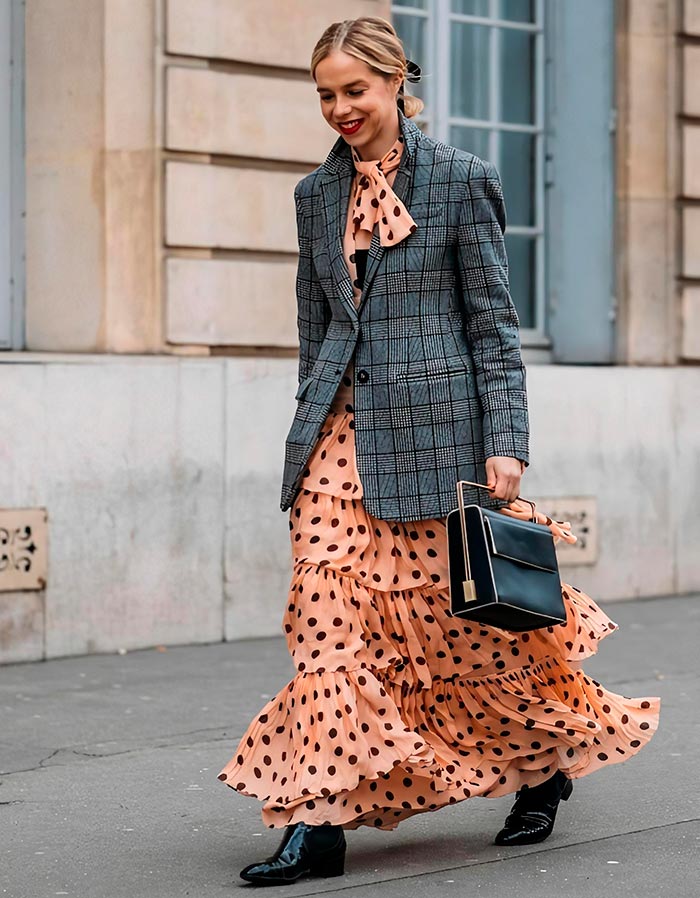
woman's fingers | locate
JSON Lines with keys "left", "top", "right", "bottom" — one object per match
{"left": 495, "top": 476, "right": 519, "bottom": 503}
{"left": 484, "top": 457, "right": 498, "bottom": 494}
{"left": 485, "top": 456, "right": 522, "bottom": 503}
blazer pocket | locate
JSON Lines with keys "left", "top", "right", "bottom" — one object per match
{"left": 295, "top": 374, "right": 315, "bottom": 401}
{"left": 397, "top": 363, "right": 472, "bottom": 383}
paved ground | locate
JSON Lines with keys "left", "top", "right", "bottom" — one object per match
{"left": 2, "top": 594, "right": 698, "bottom": 898}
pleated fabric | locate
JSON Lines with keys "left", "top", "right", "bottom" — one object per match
{"left": 218, "top": 405, "right": 660, "bottom": 831}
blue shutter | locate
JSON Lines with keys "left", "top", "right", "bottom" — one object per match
{"left": 544, "top": 0, "right": 616, "bottom": 362}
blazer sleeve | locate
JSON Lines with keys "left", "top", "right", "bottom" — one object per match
{"left": 455, "top": 160, "right": 530, "bottom": 467}
{"left": 294, "top": 186, "right": 332, "bottom": 385}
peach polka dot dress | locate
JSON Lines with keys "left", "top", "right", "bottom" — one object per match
{"left": 217, "top": 136, "right": 660, "bottom": 831}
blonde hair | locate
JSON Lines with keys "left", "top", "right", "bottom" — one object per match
{"left": 310, "top": 16, "right": 424, "bottom": 119}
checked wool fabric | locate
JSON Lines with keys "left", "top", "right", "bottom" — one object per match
{"left": 280, "top": 109, "right": 530, "bottom": 522}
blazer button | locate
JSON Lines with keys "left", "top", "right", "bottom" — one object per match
{"left": 357, "top": 369, "right": 369, "bottom": 383}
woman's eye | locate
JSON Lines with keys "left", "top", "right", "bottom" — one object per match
{"left": 321, "top": 90, "right": 364, "bottom": 101}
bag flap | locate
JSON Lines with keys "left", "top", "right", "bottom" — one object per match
{"left": 482, "top": 510, "right": 559, "bottom": 573}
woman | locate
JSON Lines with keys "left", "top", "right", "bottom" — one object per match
{"left": 218, "top": 17, "right": 660, "bottom": 887}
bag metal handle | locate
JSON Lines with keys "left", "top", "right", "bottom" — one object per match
{"left": 456, "top": 480, "right": 537, "bottom": 522}
{"left": 455, "top": 480, "right": 538, "bottom": 605}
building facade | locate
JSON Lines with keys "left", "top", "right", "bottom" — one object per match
{"left": 0, "top": 0, "right": 698, "bottom": 663}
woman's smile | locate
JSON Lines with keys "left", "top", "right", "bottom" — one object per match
{"left": 337, "top": 118, "right": 365, "bottom": 135}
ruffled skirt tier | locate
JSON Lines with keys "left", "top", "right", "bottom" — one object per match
{"left": 218, "top": 408, "right": 660, "bottom": 830}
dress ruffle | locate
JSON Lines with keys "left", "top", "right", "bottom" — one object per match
{"left": 218, "top": 409, "right": 660, "bottom": 830}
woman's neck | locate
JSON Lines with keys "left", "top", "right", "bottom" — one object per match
{"left": 353, "top": 122, "right": 401, "bottom": 163}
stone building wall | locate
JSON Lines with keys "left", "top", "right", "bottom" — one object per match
{"left": 23, "top": 0, "right": 388, "bottom": 353}
{"left": 1, "top": 0, "right": 698, "bottom": 664}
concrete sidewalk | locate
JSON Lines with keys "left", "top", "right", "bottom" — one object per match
{"left": 2, "top": 594, "right": 698, "bottom": 898}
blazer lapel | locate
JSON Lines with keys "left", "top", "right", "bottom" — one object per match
{"left": 319, "top": 168, "right": 358, "bottom": 325}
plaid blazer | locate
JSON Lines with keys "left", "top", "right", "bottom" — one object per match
{"left": 280, "top": 108, "right": 530, "bottom": 522}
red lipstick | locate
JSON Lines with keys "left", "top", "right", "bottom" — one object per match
{"left": 338, "top": 118, "right": 364, "bottom": 135}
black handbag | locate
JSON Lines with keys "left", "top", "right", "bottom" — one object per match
{"left": 446, "top": 480, "right": 566, "bottom": 632}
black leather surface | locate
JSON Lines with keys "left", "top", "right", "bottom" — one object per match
{"left": 483, "top": 510, "right": 558, "bottom": 572}
{"left": 447, "top": 504, "right": 566, "bottom": 632}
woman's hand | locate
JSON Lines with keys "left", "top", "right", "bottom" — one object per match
{"left": 485, "top": 456, "right": 525, "bottom": 503}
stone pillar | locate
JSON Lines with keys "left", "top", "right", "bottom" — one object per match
{"left": 24, "top": 0, "right": 161, "bottom": 352}
{"left": 23, "top": 0, "right": 389, "bottom": 354}
{"left": 614, "top": 0, "right": 680, "bottom": 364}
{"left": 680, "top": 0, "right": 700, "bottom": 359}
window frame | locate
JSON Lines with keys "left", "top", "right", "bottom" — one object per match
{"left": 392, "top": 0, "right": 550, "bottom": 353}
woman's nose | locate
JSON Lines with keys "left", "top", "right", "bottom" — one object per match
{"left": 334, "top": 101, "right": 352, "bottom": 119}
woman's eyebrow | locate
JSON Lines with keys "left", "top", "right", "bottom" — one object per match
{"left": 316, "top": 80, "right": 367, "bottom": 93}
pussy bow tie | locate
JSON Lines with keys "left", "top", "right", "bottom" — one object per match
{"left": 350, "top": 136, "right": 417, "bottom": 247}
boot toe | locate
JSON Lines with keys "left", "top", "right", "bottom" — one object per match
{"left": 494, "top": 772, "right": 572, "bottom": 847}
{"left": 238, "top": 823, "right": 345, "bottom": 885}
{"left": 494, "top": 823, "right": 551, "bottom": 846}
{"left": 239, "top": 861, "right": 299, "bottom": 885}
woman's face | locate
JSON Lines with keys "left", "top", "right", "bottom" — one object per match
{"left": 314, "top": 50, "right": 402, "bottom": 158}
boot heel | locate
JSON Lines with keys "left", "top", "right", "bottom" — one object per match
{"left": 561, "top": 779, "right": 573, "bottom": 801}
{"left": 310, "top": 850, "right": 345, "bottom": 878}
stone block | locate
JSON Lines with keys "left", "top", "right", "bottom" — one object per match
{"left": 0, "top": 592, "right": 45, "bottom": 664}
{"left": 622, "top": 198, "right": 675, "bottom": 364}
{"left": 104, "top": 0, "right": 156, "bottom": 151}
{"left": 223, "top": 358, "right": 298, "bottom": 640}
{"left": 683, "top": 45, "right": 700, "bottom": 117}
{"left": 681, "top": 287, "right": 700, "bottom": 360}
{"left": 104, "top": 149, "right": 160, "bottom": 351}
{"left": 684, "top": 0, "right": 700, "bottom": 35}
{"left": 166, "top": 161, "right": 299, "bottom": 252}
{"left": 682, "top": 206, "right": 700, "bottom": 278}
{"left": 101, "top": 1, "right": 160, "bottom": 351}
{"left": 628, "top": 0, "right": 672, "bottom": 35}
{"left": 25, "top": 0, "right": 104, "bottom": 151}
{"left": 674, "top": 369, "right": 700, "bottom": 591}
{"left": 523, "top": 365, "right": 677, "bottom": 601}
{"left": 165, "top": 67, "right": 331, "bottom": 162}
{"left": 25, "top": 151, "right": 106, "bottom": 350}
{"left": 166, "top": 257, "right": 298, "bottom": 346}
{"left": 25, "top": 1, "right": 105, "bottom": 350}
{"left": 0, "top": 359, "right": 226, "bottom": 659}
{"left": 166, "top": 0, "right": 390, "bottom": 68}
{"left": 625, "top": 34, "right": 671, "bottom": 200}
{"left": 683, "top": 126, "right": 700, "bottom": 197}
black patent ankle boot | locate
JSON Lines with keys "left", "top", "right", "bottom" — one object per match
{"left": 494, "top": 770, "right": 573, "bottom": 846}
{"left": 239, "top": 822, "right": 346, "bottom": 886}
